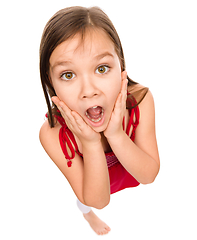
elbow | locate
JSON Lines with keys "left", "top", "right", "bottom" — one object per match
{"left": 141, "top": 176, "right": 156, "bottom": 185}
{"left": 140, "top": 166, "right": 160, "bottom": 185}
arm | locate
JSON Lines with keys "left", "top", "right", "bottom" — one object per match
{"left": 50, "top": 97, "right": 110, "bottom": 208}
{"left": 82, "top": 140, "right": 110, "bottom": 208}
{"left": 104, "top": 81, "right": 160, "bottom": 184}
{"left": 107, "top": 134, "right": 160, "bottom": 184}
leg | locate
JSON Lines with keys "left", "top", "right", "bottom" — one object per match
{"left": 76, "top": 199, "right": 111, "bottom": 235}
{"left": 76, "top": 198, "right": 91, "bottom": 214}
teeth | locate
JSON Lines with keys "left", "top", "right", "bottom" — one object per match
{"left": 85, "top": 109, "right": 104, "bottom": 122}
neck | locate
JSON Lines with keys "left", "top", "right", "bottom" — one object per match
{"left": 100, "top": 132, "right": 112, "bottom": 153}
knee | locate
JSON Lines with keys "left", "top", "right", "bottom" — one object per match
{"left": 93, "top": 198, "right": 110, "bottom": 210}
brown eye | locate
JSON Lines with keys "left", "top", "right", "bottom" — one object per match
{"left": 61, "top": 72, "right": 75, "bottom": 80}
{"left": 96, "top": 65, "right": 109, "bottom": 74}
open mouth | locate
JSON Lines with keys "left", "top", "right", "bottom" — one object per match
{"left": 85, "top": 106, "right": 104, "bottom": 123}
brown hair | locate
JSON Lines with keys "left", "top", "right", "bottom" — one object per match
{"left": 40, "top": 6, "right": 148, "bottom": 128}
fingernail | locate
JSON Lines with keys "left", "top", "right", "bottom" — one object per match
{"left": 51, "top": 97, "right": 56, "bottom": 103}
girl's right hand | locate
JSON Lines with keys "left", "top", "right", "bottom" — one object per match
{"left": 51, "top": 96, "right": 101, "bottom": 146}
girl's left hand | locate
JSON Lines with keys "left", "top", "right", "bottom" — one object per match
{"left": 104, "top": 71, "right": 128, "bottom": 139}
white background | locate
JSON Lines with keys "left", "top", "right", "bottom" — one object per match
{"left": 1, "top": 0, "right": 197, "bottom": 239}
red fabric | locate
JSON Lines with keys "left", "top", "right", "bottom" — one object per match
{"left": 109, "top": 162, "right": 140, "bottom": 194}
{"left": 107, "top": 100, "right": 140, "bottom": 194}
{"left": 46, "top": 96, "right": 140, "bottom": 194}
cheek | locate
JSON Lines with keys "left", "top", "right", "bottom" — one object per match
{"left": 53, "top": 82, "right": 76, "bottom": 108}
{"left": 109, "top": 75, "right": 122, "bottom": 101}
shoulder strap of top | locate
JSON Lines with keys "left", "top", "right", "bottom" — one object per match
{"left": 45, "top": 113, "right": 82, "bottom": 167}
{"left": 125, "top": 94, "right": 140, "bottom": 141}
{"left": 59, "top": 125, "right": 76, "bottom": 167}
{"left": 57, "top": 116, "right": 83, "bottom": 167}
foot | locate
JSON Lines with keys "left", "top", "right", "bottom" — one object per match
{"left": 83, "top": 210, "right": 111, "bottom": 235}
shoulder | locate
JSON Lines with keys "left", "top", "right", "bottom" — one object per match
{"left": 133, "top": 87, "right": 160, "bottom": 164}
{"left": 131, "top": 85, "right": 159, "bottom": 167}
{"left": 128, "top": 83, "right": 149, "bottom": 96}
{"left": 138, "top": 88, "right": 155, "bottom": 125}
{"left": 127, "top": 84, "right": 154, "bottom": 119}
{"left": 130, "top": 84, "right": 155, "bottom": 134}
{"left": 39, "top": 119, "right": 67, "bottom": 163}
{"left": 39, "top": 119, "right": 61, "bottom": 150}
{"left": 39, "top": 119, "right": 82, "bottom": 168}
{"left": 128, "top": 83, "right": 154, "bottom": 112}
{"left": 127, "top": 84, "right": 155, "bottom": 138}
{"left": 128, "top": 83, "right": 145, "bottom": 94}
{"left": 39, "top": 119, "right": 86, "bottom": 204}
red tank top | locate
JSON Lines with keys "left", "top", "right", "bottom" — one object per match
{"left": 48, "top": 97, "right": 140, "bottom": 194}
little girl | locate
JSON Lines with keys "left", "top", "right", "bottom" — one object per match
{"left": 39, "top": 6, "right": 160, "bottom": 235}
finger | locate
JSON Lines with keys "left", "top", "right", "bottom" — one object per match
{"left": 71, "top": 111, "right": 85, "bottom": 129}
{"left": 51, "top": 97, "right": 74, "bottom": 122}
{"left": 121, "top": 71, "right": 127, "bottom": 81}
{"left": 118, "top": 72, "right": 128, "bottom": 108}
{"left": 123, "top": 76, "right": 128, "bottom": 92}
{"left": 51, "top": 96, "right": 65, "bottom": 116}
{"left": 51, "top": 96, "right": 65, "bottom": 114}
{"left": 51, "top": 96, "right": 61, "bottom": 107}
{"left": 118, "top": 81, "right": 127, "bottom": 108}
{"left": 60, "top": 103, "right": 75, "bottom": 124}
{"left": 51, "top": 96, "right": 69, "bottom": 112}
{"left": 123, "top": 79, "right": 128, "bottom": 102}
{"left": 120, "top": 74, "right": 128, "bottom": 95}
{"left": 113, "top": 92, "right": 122, "bottom": 113}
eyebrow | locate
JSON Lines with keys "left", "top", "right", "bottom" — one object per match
{"left": 51, "top": 51, "right": 114, "bottom": 70}
{"left": 94, "top": 52, "right": 114, "bottom": 60}
{"left": 51, "top": 60, "right": 72, "bottom": 70}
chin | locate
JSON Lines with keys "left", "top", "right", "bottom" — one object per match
{"left": 88, "top": 120, "right": 109, "bottom": 134}
{"left": 93, "top": 126, "right": 107, "bottom": 133}
{"left": 83, "top": 109, "right": 110, "bottom": 133}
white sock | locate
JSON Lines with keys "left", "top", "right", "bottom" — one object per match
{"left": 77, "top": 199, "right": 91, "bottom": 214}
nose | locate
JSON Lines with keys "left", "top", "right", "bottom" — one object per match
{"left": 80, "top": 75, "right": 100, "bottom": 99}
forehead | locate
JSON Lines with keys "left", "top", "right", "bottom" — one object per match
{"left": 49, "top": 29, "right": 117, "bottom": 67}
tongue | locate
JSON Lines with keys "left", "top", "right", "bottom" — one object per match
{"left": 87, "top": 106, "right": 102, "bottom": 119}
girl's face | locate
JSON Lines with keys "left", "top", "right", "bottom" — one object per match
{"left": 49, "top": 29, "right": 124, "bottom": 132}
